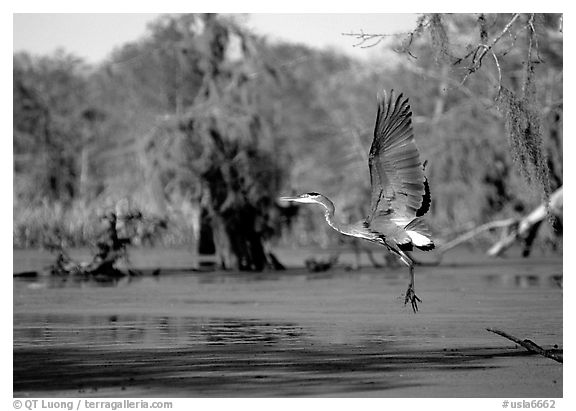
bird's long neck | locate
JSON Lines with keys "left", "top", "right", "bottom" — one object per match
{"left": 316, "top": 196, "right": 344, "bottom": 234}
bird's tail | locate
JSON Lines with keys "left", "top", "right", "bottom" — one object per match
{"left": 404, "top": 218, "right": 435, "bottom": 251}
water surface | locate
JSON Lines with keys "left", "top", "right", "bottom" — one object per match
{"left": 13, "top": 248, "right": 563, "bottom": 397}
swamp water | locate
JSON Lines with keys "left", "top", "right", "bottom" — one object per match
{"left": 13, "top": 248, "right": 563, "bottom": 397}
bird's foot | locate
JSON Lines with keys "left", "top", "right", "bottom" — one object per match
{"left": 404, "top": 285, "right": 422, "bottom": 313}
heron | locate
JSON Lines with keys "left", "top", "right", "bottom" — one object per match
{"left": 280, "top": 90, "right": 433, "bottom": 312}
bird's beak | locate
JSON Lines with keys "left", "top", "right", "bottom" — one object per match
{"left": 279, "top": 196, "right": 300, "bottom": 202}
{"left": 279, "top": 196, "right": 316, "bottom": 204}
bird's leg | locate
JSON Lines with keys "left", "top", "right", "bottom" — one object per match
{"left": 405, "top": 264, "right": 422, "bottom": 312}
{"left": 398, "top": 250, "right": 421, "bottom": 312}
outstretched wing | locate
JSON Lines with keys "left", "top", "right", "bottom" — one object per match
{"left": 366, "top": 90, "right": 426, "bottom": 223}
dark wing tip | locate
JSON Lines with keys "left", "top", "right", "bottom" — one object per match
{"left": 398, "top": 242, "right": 414, "bottom": 251}
{"left": 415, "top": 242, "right": 435, "bottom": 251}
{"left": 415, "top": 177, "right": 431, "bottom": 217}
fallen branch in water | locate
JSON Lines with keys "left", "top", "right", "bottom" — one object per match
{"left": 486, "top": 328, "right": 562, "bottom": 363}
{"left": 48, "top": 211, "right": 145, "bottom": 277}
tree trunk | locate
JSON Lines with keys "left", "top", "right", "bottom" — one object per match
{"left": 222, "top": 206, "right": 267, "bottom": 271}
{"left": 197, "top": 206, "right": 216, "bottom": 255}
{"left": 197, "top": 206, "right": 218, "bottom": 269}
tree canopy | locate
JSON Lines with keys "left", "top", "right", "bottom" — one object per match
{"left": 13, "top": 13, "right": 562, "bottom": 255}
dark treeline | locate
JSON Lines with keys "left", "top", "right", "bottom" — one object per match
{"left": 13, "top": 14, "right": 563, "bottom": 267}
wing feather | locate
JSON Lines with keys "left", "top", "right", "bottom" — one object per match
{"left": 416, "top": 177, "right": 431, "bottom": 217}
{"left": 367, "top": 90, "right": 427, "bottom": 223}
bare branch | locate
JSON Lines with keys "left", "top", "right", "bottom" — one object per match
{"left": 491, "top": 51, "right": 503, "bottom": 97}
{"left": 486, "top": 328, "right": 562, "bottom": 363}
{"left": 459, "top": 13, "right": 522, "bottom": 86}
{"left": 526, "top": 13, "right": 543, "bottom": 64}
{"left": 438, "top": 218, "right": 517, "bottom": 256}
{"left": 488, "top": 14, "right": 522, "bottom": 52}
{"left": 342, "top": 14, "right": 430, "bottom": 56}
{"left": 487, "top": 187, "right": 562, "bottom": 257}
{"left": 342, "top": 30, "right": 412, "bottom": 49}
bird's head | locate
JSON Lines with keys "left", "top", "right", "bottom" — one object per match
{"left": 279, "top": 192, "right": 324, "bottom": 205}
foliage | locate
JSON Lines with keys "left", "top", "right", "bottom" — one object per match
{"left": 393, "top": 13, "right": 562, "bottom": 205}
{"left": 13, "top": 51, "right": 90, "bottom": 203}
{"left": 13, "top": 13, "right": 562, "bottom": 255}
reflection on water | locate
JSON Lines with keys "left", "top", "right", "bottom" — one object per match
{"left": 15, "top": 269, "right": 562, "bottom": 291}
{"left": 14, "top": 314, "right": 304, "bottom": 348}
{"left": 482, "top": 273, "right": 563, "bottom": 289}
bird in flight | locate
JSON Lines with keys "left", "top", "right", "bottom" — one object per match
{"left": 280, "top": 90, "right": 433, "bottom": 312}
